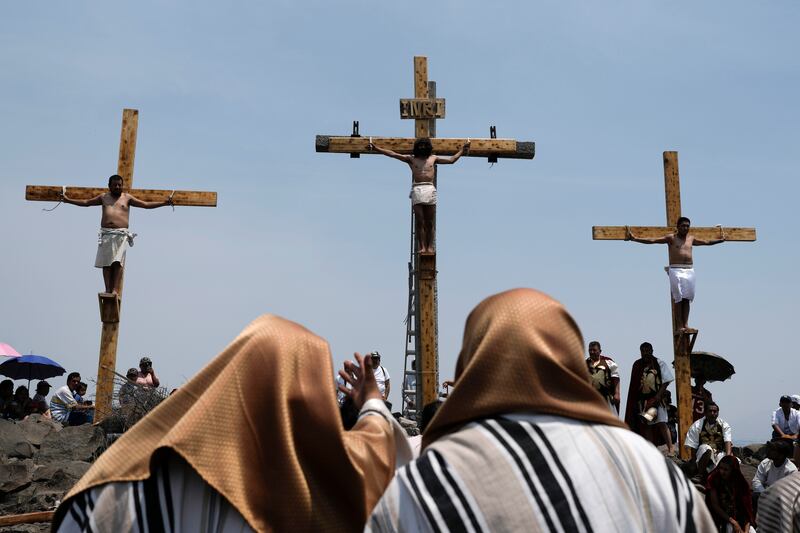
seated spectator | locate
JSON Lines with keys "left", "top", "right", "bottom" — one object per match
{"left": 705, "top": 456, "right": 756, "bottom": 533}
{"left": 752, "top": 439, "right": 797, "bottom": 513}
{"left": 50, "top": 372, "right": 94, "bottom": 426}
{"left": 368, "top": 289, "right": 714, "bottom": 531}
{"left": 74, "top": 381, "right": 94, "bottom": 424}
{"left": 756, "top": 471, "right": 800, "bottom": 532}
{"left": 0, "top": 379, "right": 13, "bottom": 418}
{"left": 118, "top": 367, "right": 139, "bottom": 406}
{"left": 30, "top": 380, "right": 52, "bottom": 416}
{"left": 136, "top": 356, "right": 160, "bottom": 387}
{"left": 792, "top": 395, "right": 800, "bottom": 411}
{"left": 771, "top": 395, "right": 799, "bottom": 440}
{"left": 5, "top": 386, "right": 32, "bottom": 420}
{"left": 685, "top": 402, "right": 733, "bottom": 478}
{"left": 54, "top": 315, "right": 412, "bottom": 532}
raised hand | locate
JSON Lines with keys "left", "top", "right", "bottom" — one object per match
{"left": 338, "top": 352, "right": 382, "bottom": 410}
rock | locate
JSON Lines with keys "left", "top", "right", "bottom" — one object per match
{"left": 32, "top": 461, "right": 90, "bottom": 486}
{"left": 0, "top": 460, "right": 34, "bottom": 493}
{"left": 0, "top": 420, "right": 35, "bottom": 459}
{"left": 17, "top": 415, "right": 61, "bottom": 447}
{"left": 742, "top": 443, "right": 768, "bottom": 460}
{"left": 37, "top": 425, "right": 105, "bottom": 463}
{"left": 397, "top": 417, "right": 417, "bottom": 429}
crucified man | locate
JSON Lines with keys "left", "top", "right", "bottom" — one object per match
{"left": 625, "top": 216, "right": 726, "bottom": 332}
{"left": 369, "top": 138, "right": 470, "bottom": 253}
{"left": 61, "top": 174, "right": 173, "bottom": 295}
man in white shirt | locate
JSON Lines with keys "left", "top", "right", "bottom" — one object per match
{"left": 369, "top": 351, "right": 391, "bottom": 404}
{"left": 49, "top": 372, "right": 94, "bottom": 425}
{"left": 771, "top": 395, "right": 800, "bottom": 440}
{"left": 684, "top": 402, "right": 733, "bottom": 476}
{"left": 753, "top": 439, "right": 797, "bottom": 497}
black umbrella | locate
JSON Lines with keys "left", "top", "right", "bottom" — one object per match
{"left": 690, "top": 351, "right": 735, "bottom": 382}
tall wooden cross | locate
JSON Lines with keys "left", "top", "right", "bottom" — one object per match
{"left": 25, "top": 109, "right": 217, "bottom": 419}
{"left": 592, "top": 151, "right": 756, "bottom": 458}
{"left": 316, "top": 56, "right": 535, "bottom": 407}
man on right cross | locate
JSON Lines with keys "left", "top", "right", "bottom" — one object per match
{"left": 626, "top": 216, "right": 726, "bottom": 332}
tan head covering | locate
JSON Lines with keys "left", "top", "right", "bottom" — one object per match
{"left": 55, "top": 315, "right": 398, "bottom": 532}
{"left": 423, "top": 288, "right": 626, "bottom": 448}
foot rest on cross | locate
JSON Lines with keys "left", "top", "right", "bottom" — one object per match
{"left": 673, "top": 328, "right": 698, "bottom": 354}
{"left": 98, "top": 293, "right": 120, "bottom": 323}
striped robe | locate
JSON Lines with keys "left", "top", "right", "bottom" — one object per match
{"left": 368, "top": 413, "right": 715, "bottom": 533}
{"left": 756, "top": 472, "right": 800, "bottom": 533}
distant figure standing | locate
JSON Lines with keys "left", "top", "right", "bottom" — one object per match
{"left": 61, "top": 174, "right": 173, "bottom": 295}
{"left": 585, "top": 340, "right": 621, "bottom": 416}
{"left": 692, "top": 376, "right": 714, "bottom": 422}
{"left": 136, "top": 356, "right": 160, "bottom": 388}
{"left": 626, "top": 216, "right": 726, "bottom": 332}
{"left": 624, "top": 342, "right": 676, "bottom": 456}
{"left": 369, "top": 351, "right": 391, "bottom": 404}
{"left": 369, "top": 138, "right": 470, "bottom": 253}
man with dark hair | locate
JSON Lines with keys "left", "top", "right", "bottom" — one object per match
{"left": 624, "top": 342, "right": 675, "bottom": 455}
{"left": 50, "top": 372, "right": 94, "bottom": 425}
{"left": 369, "top": 138, "right": 470, "bottom": 253}
{"left": 61, "top": 174, "right": 173, "bottom": 295}
{"left": 752, "top": 439, "right": 797, "bottom": 512}
{"left": 30, "top": 381, "right": 52, "bottom": 415}
{"left": 684, "top": 402, "right": 733, "bottom": 477}
{"left": 135, "top": 356, "right": 160, "bottom": 388}
{"left": 771, "top": 395, "right": 800, "bottom": 440}
{"left": 586, "top": 340, "right": 621, "bottom": 416}
{"left": 625, "top": 215, "right": 726, "bottom": 331}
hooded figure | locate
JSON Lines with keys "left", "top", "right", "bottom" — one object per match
{"left": 368, "top": 288, "right": 714, "bottom": 532}
{"left": 54, "top": 315, "right": 411, "bottom": 532}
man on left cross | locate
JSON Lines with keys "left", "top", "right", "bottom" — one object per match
{"left": 62, "top": 174, "right": 173, "bottom": 295}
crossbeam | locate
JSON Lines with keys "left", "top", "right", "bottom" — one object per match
{"left": 316, "top": 136, "right": 535, "bottom": 159}
{"left": 592, "top": 226, "right": 756, "bottom": 241}
{"left": 26, "top": 185, "right": 217, "bottom": 207}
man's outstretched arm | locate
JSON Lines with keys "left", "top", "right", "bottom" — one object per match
{"left": 625, "top": 226, "right": 671, "bottom": 244}
{"left": 62, "top": 193, "right": 103, "bottom": 207}
{"left": 369, "top": 142, "right": 411, "bottom": 163}
{"left": 694, "top": 228, "right": 726, "bottom": 246}
{"left": 435, "top": 141, "right": 470, "bottom": 164}
{"left": 128, "top": 194, "right": 173, "bottom": 209}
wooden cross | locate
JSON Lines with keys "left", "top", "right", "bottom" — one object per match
{"left": 316, "top": 56, "right": 535, "bottom": 408}
{"left": 25, "top": 109, "right": 217, "bottom": 420}
{"left": 592, "top": 151, "right": 756, "bottom": 459}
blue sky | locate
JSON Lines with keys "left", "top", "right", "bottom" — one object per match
{"left": 1, "top": 1, "right": 798, "bottom": 442}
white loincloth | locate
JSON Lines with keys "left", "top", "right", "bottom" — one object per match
{"left": 94, "top": 228, "right": 136, "bottom": 268}
{"left": 667, "top": 265, "right": 695, "bottom": 303}
{"left": 409, "top": 183, "right": 437, "bottom": 206}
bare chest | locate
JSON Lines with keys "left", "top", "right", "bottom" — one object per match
{"left": 102, "top": 194, "right": 130, "bottom": 212}
{"left": 409, "top": 157, "right": 436, "bottom": 180}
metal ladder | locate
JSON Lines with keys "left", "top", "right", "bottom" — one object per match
{"left": 401, "top": 209, "right": 421, "bottom": 419}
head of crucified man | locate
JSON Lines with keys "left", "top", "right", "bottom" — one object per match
{"left": 107, "top": 174, "right": 124, "bottom": 197}
{"left": 412, "top": 138, "right": 433, "bottom": 158}
{"left": 676, "top": 216, "right": 691, "bottom": 237}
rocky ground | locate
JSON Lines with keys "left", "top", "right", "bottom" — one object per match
{"left": 0, "top": 415, "right": 106, "bottom": 533}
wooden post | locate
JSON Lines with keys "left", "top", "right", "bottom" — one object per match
{"left": 24, "top": 109, "right": 217, "bottom": 422}
{"left": 592, "top": 151, "right": 756, "bottom": 459}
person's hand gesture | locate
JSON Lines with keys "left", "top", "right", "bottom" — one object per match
{"left": 625, "top": 225, "right": 633, "bottom": 241}
{"left": 338, "top": 352, "right": 382, "bottom": 410}
{"left": 463, "top": 140, "right": 471, "bottom": 153}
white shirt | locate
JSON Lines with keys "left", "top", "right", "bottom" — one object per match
{"left": 656, "top": 357, "right": 674, "bottom": 384}
{"left": 684, "top": 417, "right": 733, "bottom": 450}
{"left": 374, "top": 365, "right": 390, "bottom": 397}
{"left": 771, "top": 408, "right": 800, "bottom": 435}
{"left": 49, "top": 385, "right": 77, "bottom": 423}
{"left": 753, "top": 458, "right": 798, "bottom": 493}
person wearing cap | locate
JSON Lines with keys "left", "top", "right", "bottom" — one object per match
{"left": 369, "top": 351, "right": 391, "bottom": 403}
{"left": 771, "top": 395, "right": 800, "bottom": 440}
{"left": 792, "top": 394, "right": 800, "bottom": 411}
{"left": 30, "top": 381, "right": 52, "bottom": 416}
{"left": 136, "top": 356, "right": 160, "bottom": 388}
{"left": 119, "top": 368, "right": 139, "bottom": 406}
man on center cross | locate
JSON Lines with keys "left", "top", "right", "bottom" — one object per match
{"left": 625, "top": 216, "right": 726, "bottom": 332}
{"left": 61, "top": 174, "right": 173, "bottom": 295}
{"left": 369, "top": 138, "right": 470, "bottom": 254}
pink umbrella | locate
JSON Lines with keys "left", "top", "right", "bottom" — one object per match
{"left": 0, "top": 343, "right": 21, "bottom": 357}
